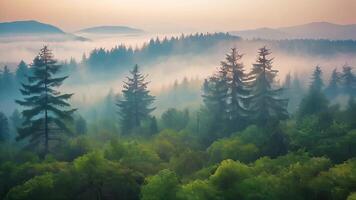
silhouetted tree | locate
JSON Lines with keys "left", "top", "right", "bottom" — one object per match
{"left": 75, "top": 116, "right": 87, "bottom": 135}
{"left": 0, "top": 112, "right": 9, "bottom": 142}
{"left": 340, "top": 64, "right": 355, "bottom": 97}
{"left": 149, "top": 116, "right": 158, "bottom": 135}
{"left": 298, "top": 66, "right": 328, "bottom": 118}
{"left": 202, "top": 66, "right": 229, "bottom": 133}
{"left": 325, "top": 68, "right": 340, "bottom": 98}
{"left": 247, "top": 47, "right": 288, "bottom": 126}
{"left": 15, "top": 60, "right": 29, "bottom": 84}
{"left": 16, "top": 46, "right": 76, "bottom": 156}
{"left": 117, "top": 65, "right": 155, "bottom": 133}
{"left": 9, "top": 109, "right": 22, "bottom": 141}
{"left": 161, "top": 108, "right": 189, "bottom": 131}
{"left": 223, "top": 48, "right": 249, "bottom": 131}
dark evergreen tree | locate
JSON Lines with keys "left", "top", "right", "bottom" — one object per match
{"left": 149, "top": 116, "right": 158, "bottom": 135}
{"left": 15, "top": 46, "right": 76, "bottom": 156}
{"left": 0, "top": 112, "right": 9, "bottom": 142}
{"left": 9, "top": 109, "right": 23, "bottom": 141}
{"left": 15, "top": 60, "right": 29, "bottom": 83}
{"left": 202, "top": 65, "right": 229, "bottom": 133}
{"left": 2, "top": 66, "right": 13, "bottom": 84}
{"left": 117, "top": 65, "right": 155, "bottom": 133}
{"left": 340, "top": 64, "right": 356, "bottom": 97}
{"left": 161, "top": 108, "right": 189, "bottom": 131}
{"left": 283, "top": 73, "right": 306, "bottom": 114}
{"left": 222, "top": 48, "right": 249, "bottom": 131}
{"left": 325, "top": 68, "right": 340, "bottom": 98}
{"left": 298, "top": 66, "right": 328, "bottom": 118}
{"left": 283, "top": 73, "right": 292, "bottom": 89}
{"left": 247, "top": 46, "right": 288, "bottom": 126}
{"left": 0, "top": 65, "right": 15, "bottom": 95}
{"left": 75, "top": 115, "right": 87, "bottom": 135}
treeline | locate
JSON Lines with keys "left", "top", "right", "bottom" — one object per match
{"left": 0, "top": 61, "right": 29, "bottom": 99}
{"left": 85, "top": 33, "right": 239, "bottom": 72}
{"left": 274, "top": 39, "right": 356, "bottom": 55}
{"left": 71, "top": 33, "right": 356, "bottom": 75}
{"left": 0, "top": 45, "right": 356, "bottom": 200}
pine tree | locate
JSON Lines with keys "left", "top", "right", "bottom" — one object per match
{"left": 16, "top": 60, "right": 29, "bottom": 83}
{"left": 298, "top": 66, "right": 328, "bottom": 118}
{"left": 9, "top": 109, "right": 23, "bottom": 141}
{"left": 287, "top": 74, "right": 306, "bottom": 114}
{"left": 340, "top": 64, "right": 356, "bottom": 97}
{"left": 149, "top": 116, "right": 158, "bottom": 135}
{"left": 0, "top": 112, "right": 9, "bottom": 142}
{"left": 1, "top": 65, "right": 15, "bottom": 94}
{"left": 222, "top": 48, "right": 249, "bottom": 130}
{"left": 247, "top": 46, "right": 288, "bottom": 126}
{"left": 16, "top": 46, "right": 76, "bottom": 156}
{"left": 117, "top": 65, "right": 155, "bottom": 133}
{"left": 202, "top": 65, "right": 229, "bottom": 133}
{"left": 75, "top": 115, "right": 87, "bottom": 135}
{"left": 325, "top": 68, "right": 340, "bottom": 98}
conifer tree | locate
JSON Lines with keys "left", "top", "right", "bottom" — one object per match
{"left": 202, "top": 65, "right": 229, "bottom": 133}
{"left": 117, "top": 65, "right": 155, "bottom": 133}
{"left": 0, "top": 112, "right": 9, "bottom": 142}
{"left": 16, "top": 46, "right": 76, "bottom": 156}
{"left": 16, "top": 60, "right": 29, "bottom": 83}
{"left": 223, "top": 48, "right": 249, "bottom": 130}
{"left": 75, "top": 115, "right": 87, "bottom": 135}
{"left": 298, "top": 66, "right": 328, "bottom": 118}
{"left": 325, "top": 68, "right": 340, "bottom": 98}
{"left": 0, "top": 65, "right": 15, "bottom": 94}
{"left": 247, "top": 46, "right": 288, "bottom": 126}
{"left": 341, "top": 64, "right": 356, "bottom": 97}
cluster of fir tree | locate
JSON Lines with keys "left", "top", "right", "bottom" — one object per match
{"left": 202, "top": 47, "right": 288, "bottom": 136}
{"left": 0, "top": 61, "right": 29, "bottom": 99}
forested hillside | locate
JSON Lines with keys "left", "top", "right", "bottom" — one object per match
{"left": 0, "top": 34, "right": 356, "bottom": 200}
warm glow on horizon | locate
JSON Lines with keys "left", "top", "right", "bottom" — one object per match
{"left": 1, "top": 0, "right": 356, "bottom": 32}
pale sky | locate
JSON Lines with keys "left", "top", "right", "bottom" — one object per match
{"left": 1, "top": 0, "right": 356, "bottom": 32}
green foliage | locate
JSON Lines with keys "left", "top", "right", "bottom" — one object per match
{"left": 161, "top": 108, "right": 189, "bottom": 131}
{"left": 177, "top": 180, "right": 221, "bottom": 200}
{"left": 208, "top": 136, "right": 258, "bottom": 163}
{"left": 141, "top": 169, "right": 180, "bottom": 200}
{"left": 5, "top": 173, "right": 54, "bottom": 200}
{"left": 347, "top": 193, "right": 356, "bottom": 200}
{"left": 169, "top": 150, "right": 207, "bottom": 176}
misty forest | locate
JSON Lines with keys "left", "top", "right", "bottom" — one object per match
{"left": 0, "top": 25, "right": 356, "bottom": 200}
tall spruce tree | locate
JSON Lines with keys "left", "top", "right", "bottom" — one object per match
{"left": 16, "top": 46, "right": 76, "bottom": 156}
{"left": 222, "top": 48, "right": 249, "bottom": 130}
{"left": 117, "top": 65, "right": 155, "bottom": 133}
{"left": 325, "top": 68, "right": 340, "bottom": 98}
{"left": 247, "top": 46, "right": 288, "bottom": 126}
{"left": 202, "top": 64, "right": 229, "bottom": 133}
{"left": 0, "top": 112, "right": 9, "bottom": 142}
{"left": 298, "top": 66, "right": 328, "bottom": 118}
{"left": 16, "top": 60, "right": 29, "bottom": 83}
{"left": 341, "top": 64, "right": 356, "bottom": 97}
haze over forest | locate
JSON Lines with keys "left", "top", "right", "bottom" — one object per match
{"left": 0, "top": 1, "right": 356, "bottom": 200}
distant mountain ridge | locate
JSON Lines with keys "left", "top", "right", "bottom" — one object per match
{"left": 0, "top": 20, "right": 87, "bottom": 42}
{"left": 78, "top": 26, "right": 144, "bottom": 34}
{"left": 0, "top": 20, "right": 64, "bottom": 35}
{"left": 231, "top": 22, "right": 356, "bottom": 40}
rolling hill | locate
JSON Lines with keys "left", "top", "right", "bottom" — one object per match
{"left": 231, "top": 22, "right": 356, "bottom": 40}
